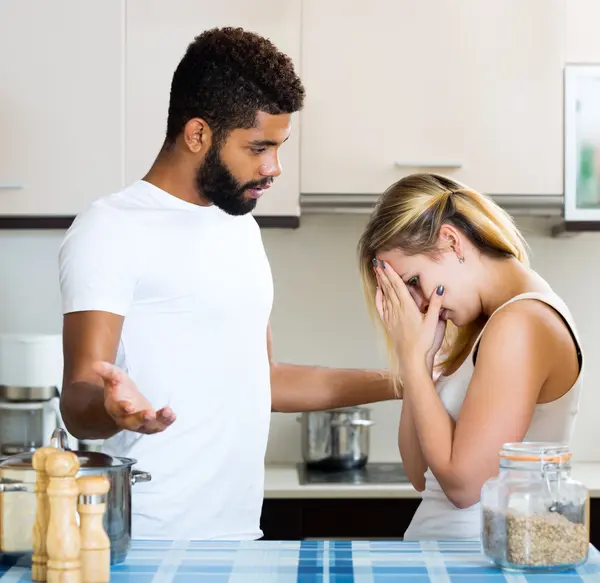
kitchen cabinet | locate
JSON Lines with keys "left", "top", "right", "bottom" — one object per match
{"left": 566, "top": 0, "right": 600, "bottom": 63}
{"left": 0, "top": 1, "right": 124, "bottom": 217}
{"left": 261, "top": 498, "right": 421, "bottom": 540}
{"left": 125, "top": 0, "right": 302, "bottom": 223}
{"left": 300, "top": 0, "right": 565, "bottom": 197}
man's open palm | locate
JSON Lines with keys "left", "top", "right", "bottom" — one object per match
{"left": 92, "top": 361, "right": 176, "bottom": 434}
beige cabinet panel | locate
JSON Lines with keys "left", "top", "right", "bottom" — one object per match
{"left": 0, "top": 0, "right": 124, "bottom": 215}
{"left": 301, "top": 0, "right": 564, "bottom": 196}
{"left": 566, "top": 0, "right": 600, "bottom": 63}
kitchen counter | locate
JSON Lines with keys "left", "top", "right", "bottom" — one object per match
{"left": 264, "top": 462, "right": 600, "bottom": 499}
{"left": 2, "top": 539, "right": 600, "bottom": 582}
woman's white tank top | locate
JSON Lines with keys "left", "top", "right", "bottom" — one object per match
{"left": 402, "top": 291, "right": 585, "bottom": 541}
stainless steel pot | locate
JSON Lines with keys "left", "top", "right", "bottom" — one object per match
{"left": 297, "top": 406, "right": 375, "bottom": 470}
{"left": 0, "top": 428, "right": 150, "bottom": 565}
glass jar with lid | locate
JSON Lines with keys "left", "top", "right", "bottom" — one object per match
{"left": 481, "top": 442, "right": 589, "bottom": 572}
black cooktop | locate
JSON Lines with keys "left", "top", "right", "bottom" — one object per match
{"left": 297, "top": 462, "right": 410, "bottom": 485}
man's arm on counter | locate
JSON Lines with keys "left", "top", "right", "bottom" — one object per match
{"left": 267, "top": 323, "right": 398, "bottom": 413}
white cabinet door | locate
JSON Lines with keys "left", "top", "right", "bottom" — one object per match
{"left": 566, "top": 0, "right": 600, "bottom": 63}
{"left": 301, "top": 0, "right": 564, "bottom": 196}
{"left": 0, "top": 1, "right": 124, "bottom": 215}
{"left": 126, "top": 0, "right": 302, "bottom": 217}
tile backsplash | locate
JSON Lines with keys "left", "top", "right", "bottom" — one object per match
{"left": 0, "top": 213, "right": 598, "bottom": 462}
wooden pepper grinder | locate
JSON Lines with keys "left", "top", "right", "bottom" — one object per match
{"left": 76, "top": 476, "right": 111, "bottom": 583}
{"left": 45, "top": 451, "right": 81, "bottom": 583}
{"left": 32, "top": 446, "right": 60, "bottom": 582}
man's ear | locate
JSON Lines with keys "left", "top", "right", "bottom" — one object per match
{"left": 182, "top": 117, "right": 212, "bottom": 154}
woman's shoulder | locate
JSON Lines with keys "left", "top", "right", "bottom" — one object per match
{"left": 478, "top": 289, "right": 581, "bottom": 364}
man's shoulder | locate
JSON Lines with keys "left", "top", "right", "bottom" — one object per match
{"left": 69, "top": 181, "right": 153, "bottom": 231}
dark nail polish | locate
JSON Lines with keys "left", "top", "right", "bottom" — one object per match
{"left": 380, "top": 260, "right": 385, "bottom": 269}
{"left": 372, "top": 257, "right": 378, "bottom": 267}
{"left": 437, "top": 285, "right": 445, "bottom": 295}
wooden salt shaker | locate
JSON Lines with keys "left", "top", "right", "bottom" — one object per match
{"left": 32, "top": 446, "right": 60, "bottom": 582}
{"left": 45, "top": 451, "right": 81, "bottom": 583}
{"left": 76, "top": 476, "right": 111, "bottom": 583}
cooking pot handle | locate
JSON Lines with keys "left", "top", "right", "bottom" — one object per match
{"left": 50, "top": 427, "right": 70, "bottom": 451}
{"left": 331, "top": 419, "right": 376, "bottom": 427}
{"left": 350, "top": 419, "right": 375, "bottom": 427}
{"left": 0, "top": 478, "right": 28, "bottom": 493}
{"left": 131, "top": 470, "right": 152, "bottom": 485}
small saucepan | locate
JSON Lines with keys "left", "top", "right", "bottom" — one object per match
{"left": 297, "top": 406, "right": 375, "bottom": 470}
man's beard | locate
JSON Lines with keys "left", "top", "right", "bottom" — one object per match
{"left": 195, "top": 144, "right": 271, "bottom": 216}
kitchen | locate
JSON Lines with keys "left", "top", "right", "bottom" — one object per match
{"left": 2, "top": 0, "right": 600, "bottom": 580}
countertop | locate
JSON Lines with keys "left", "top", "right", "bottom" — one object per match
{"left": 264, "top": 462, "right": 600, "bottom": 499}
{"left": 2, "top": 539, "right": 600, "bottom": 582}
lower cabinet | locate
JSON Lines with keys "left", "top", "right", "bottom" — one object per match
{"left": 261, "top": 498, "right": 600, "bottom": 548}
{"left": 260, "top": 498, "right": 421, "bottom": 540}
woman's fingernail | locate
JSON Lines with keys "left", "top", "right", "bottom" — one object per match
{"left": 372, "top": 257, "right": 378, "bottom": 267}
{"left": 380, "top": 260, "right": 386, "bottom": 269}
{"left": 437, "top": 285, "right": 445, "bottom": 295}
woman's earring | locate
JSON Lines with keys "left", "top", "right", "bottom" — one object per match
{"left": 450, "top": 242, "right": 465, "bottom": 263}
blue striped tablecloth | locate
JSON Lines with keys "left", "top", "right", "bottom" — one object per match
{"left": 2, "top": 539, "right": 600, "bottom": 582}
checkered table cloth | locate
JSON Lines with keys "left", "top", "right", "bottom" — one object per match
{"left": 2, "top": 539, "right": 600, "bottom": 582}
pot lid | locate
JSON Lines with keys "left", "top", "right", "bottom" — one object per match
{"left": 0, "top": 429, "right": 133, "bottom": 470}
{"left": 0, "top": 449, "right": 127, "bottom": 470}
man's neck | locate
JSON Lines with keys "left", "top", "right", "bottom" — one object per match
{"left": 142, "top": 150, "right": 211, "bottom": 207}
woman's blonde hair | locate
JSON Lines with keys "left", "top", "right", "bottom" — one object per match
{"left": 357, "top": 173, "right": 530, "bottom": 393}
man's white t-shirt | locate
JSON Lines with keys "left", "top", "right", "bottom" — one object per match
{"left": 59, "top": 180, "right": 274, "bottom": 540}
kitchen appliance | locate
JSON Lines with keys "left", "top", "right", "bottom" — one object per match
{"left": 297, "top": 406, "right": 374, "bottom": 470}
{"left": 0, "top": 334, "right": 75, "bottom": 457}
{"left": 297, "top": 462, "right": 410, "bottom": 485}
{"left": 0, "top": 428, "right": 151, "bottom": 565}
{"left": 0, "top": 400, "right": 61, "bottom": 458}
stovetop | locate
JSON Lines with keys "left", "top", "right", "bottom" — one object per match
{"left": 297, "top": 462, "right": 410, "bottom": 485}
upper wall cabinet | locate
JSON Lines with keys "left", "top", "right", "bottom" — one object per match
{"left": 0, "top": 1, "right": 124, "bottom": 216}
{"left": 125, "top": 0, "right": 302, "bottom": 218}
{"left": 300, "top": 0, "right": 565, "bottom": 197}
{"left": 566, "top": 0, "right": 600, "bottom": 63}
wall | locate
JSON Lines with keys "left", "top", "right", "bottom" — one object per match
{"left": 0, "top": 213, "right": 598, "bottom": 462}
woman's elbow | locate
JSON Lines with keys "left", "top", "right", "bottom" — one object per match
{"left": 445, "top": 488, "right": 480, "bottom": 510}
{"left": 408, "top": 477, "right": 425, "bottom": 492}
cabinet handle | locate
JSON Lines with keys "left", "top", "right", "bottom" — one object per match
{"left": 0, "top": 184, "right": 24, "bottom": 189}
{"left": 394, "top": 162, "right": 463, "bottom": 169}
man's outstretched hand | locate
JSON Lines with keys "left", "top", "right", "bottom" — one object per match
{"left": 92, "top": 361, "right": 176, "bottom": 434}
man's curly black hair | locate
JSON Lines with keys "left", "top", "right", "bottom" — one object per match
{"left": 165, "top": 27, "right": 305, "bottom": 146}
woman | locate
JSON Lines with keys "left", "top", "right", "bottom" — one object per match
{"left": 358, "top": 173, "right": 584, "bottom": 540}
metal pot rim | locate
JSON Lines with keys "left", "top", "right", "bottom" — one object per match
{"left": 77, "top": 456, "right": 139, "bottom": 470}
{"left": 0, "top": 453, "right": 139, "bottom": 471}
{"left": 297, "top": 406, "right": 372, "bottom": 419}
{"left": 321, "top": 406, "right": 371, "bottom": 414}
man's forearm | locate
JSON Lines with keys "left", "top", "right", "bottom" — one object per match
{"left": 60, "top": 381, "right": 120, "bottom": 440}
{"left": 270, "top": 362, "right": 397, "bottom": 413}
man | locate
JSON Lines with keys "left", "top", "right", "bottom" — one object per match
{"left": 59, "top": 27, "right": 395, "bottom": 541}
